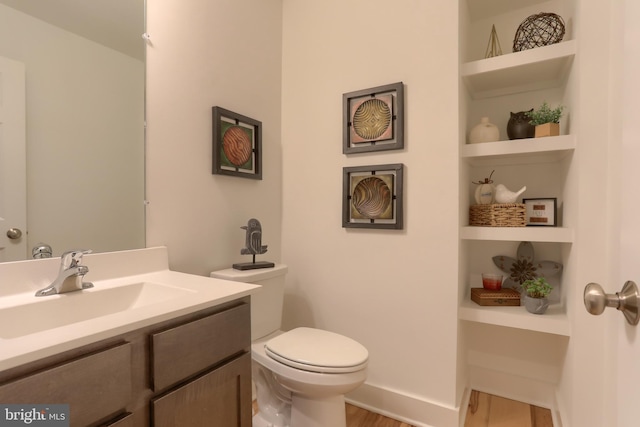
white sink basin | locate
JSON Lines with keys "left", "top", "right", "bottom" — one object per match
{"left": 0, "top": 247, "right": 260, "bottom": 372}
{"left": 0, "top": 282, "right": 195, "bottom": 339}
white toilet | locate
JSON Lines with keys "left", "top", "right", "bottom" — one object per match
{"left": 211, "top": 264, "right": 368, "bottom": 427}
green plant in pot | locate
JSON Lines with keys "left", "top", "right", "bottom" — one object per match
{"left": 525, "top": 101, "right": 564, "bottom": 138}
{"left": 522, "top": 277, "right": 553, "bottom": 314}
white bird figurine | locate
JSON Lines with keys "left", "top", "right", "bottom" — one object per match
{"left": 494, "top": 184, "right": 527, "bottom": 204}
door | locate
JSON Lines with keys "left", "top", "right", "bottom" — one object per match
{"left": 612, "top": 0, "right": 640, "bottom": 424}
{"left": 0, "top": 56, "right": 26, "bottom": 262}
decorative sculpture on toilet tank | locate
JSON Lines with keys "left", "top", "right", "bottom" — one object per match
{"left": 233, "top": 218, "right": 275, "bottom": 271}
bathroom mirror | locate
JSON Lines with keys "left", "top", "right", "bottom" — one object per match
{"left": 0, "top": 0, "right": 146, "bottom": 261}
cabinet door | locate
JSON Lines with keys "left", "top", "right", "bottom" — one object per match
{"left": 152, "top": 352, "right": 252, "bottom": 427}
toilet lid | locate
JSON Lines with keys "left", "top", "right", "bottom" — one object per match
{"left": 264, "top": 327, "right": 368, "bottom": 374}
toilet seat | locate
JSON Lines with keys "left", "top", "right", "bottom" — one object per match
{"left": 265, "top": 327, "right": 368, "bottom": 374}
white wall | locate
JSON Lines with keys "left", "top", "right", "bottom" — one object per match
{"left": 145, "top": 0, "right": 283, "bottom": 276}
{"left": 280, "top": 1, "right": 460, "bottom": 425}
{"left": 0, "top": 4, "right": 144, "bottom": 257}
{"left": 146, "top": 0, "right": 460, "bottom": 424}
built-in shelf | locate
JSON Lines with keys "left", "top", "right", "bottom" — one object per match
{"left": 461, "top": 135, "right": 576, "bottom": 166}
{"left": 459, "top": 0, "right": 577, "bottom": 415}
{"left": 459, "top": 299, "right": 570, "bottom": 336}
{"left": 465, "top": 0, "right": 550, "bottom": 22}
{"left": 461, "top": 40, "right": 576, "bottom": 99}
{"left": 460, "top": 226, "right": 574, "bottom": 243}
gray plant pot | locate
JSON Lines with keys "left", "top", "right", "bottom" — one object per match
{"left": 524, "top": 295, "right": 549, "bottom": 314}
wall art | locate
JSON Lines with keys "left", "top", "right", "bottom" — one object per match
{"left": 342, "top": 164, "right": 404, "bottom": 229}
{"left": 343, "top": 82, "right": 404, "bottom": 154}
{"left": 493, "top": 241, "right": 563, "bottom": 302}
{"left": 523, "top": 198, "right": 557, "bottom": 226}
{"left": 212, "top": 106, "right": 262, "bottom": 179}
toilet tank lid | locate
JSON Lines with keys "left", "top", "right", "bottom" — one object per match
{"left": 210, "top": 263, "right": 288, "bottom": 283}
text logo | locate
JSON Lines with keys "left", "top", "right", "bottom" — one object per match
{"left": 0, "top": 405, "right": 69, "bottom": 426}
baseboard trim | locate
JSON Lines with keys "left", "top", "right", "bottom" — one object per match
{"left": 346, "top": 382, "right": 460, "bottom": 427}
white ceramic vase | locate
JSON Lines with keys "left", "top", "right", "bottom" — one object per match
{"left": 469, "top": 117, "right": 500, "bottom": 144}
{"left": 474, "top": 183, "right": 495, "bottom": 204}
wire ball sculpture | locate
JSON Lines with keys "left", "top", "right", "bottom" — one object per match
{"left": 513, "top": 12, "right": 565, "bottom": 52}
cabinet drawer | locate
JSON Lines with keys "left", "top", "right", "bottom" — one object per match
{"left": 152, "top": 352, "right": 252, "bottom": 427}
{"left": 151, "top": 303, "right": 250, "bottom": 391}
{"left": 0, "top": 342, "right": 132, "bottom": 427}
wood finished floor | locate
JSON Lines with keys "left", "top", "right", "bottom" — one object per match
{"left": 346, "top": 404, "right": 414, "bottom": 427}
{"left": 464, "top": 391, "right": 554, "bottom": 427}
{"left": 253, "top": 401, "right": 414, "bottom": 427}
{"left": 255, "top": 391, "right": 553, "bottom": 427}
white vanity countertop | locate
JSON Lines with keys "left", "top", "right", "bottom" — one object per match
{"left": 0, "top": 247, "right": 259, "bottom": 371}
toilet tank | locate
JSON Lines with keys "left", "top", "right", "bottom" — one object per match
{"left": 211, "top": 264, "right": 288, "bottom": 340}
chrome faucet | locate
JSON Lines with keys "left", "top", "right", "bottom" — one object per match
{"left": 35, "top": 249, "right": 94, "bottom": 297}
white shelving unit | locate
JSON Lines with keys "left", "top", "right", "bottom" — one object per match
{"left": 458, "top": 299, "right": 570, "bottom": 336}
{"left": 459, "top": 1, "right": 576, "bottom": 324}
{"left": 458, "top": 0, "right": 577, "bottom": 417}
{"left": 460, "top": 134, "right": 575, "bottom": 164}
{"left": 461, "top": 40, "right": 576, "bottom": 99}
{"left": 460, "top": 225, "right": 573, "bottom": 243}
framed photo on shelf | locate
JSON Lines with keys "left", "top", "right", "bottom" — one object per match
{"left": 523, "top": 198, "right": 557, "bottom": 226}
{"left": 342, "top": 164, "right": 404, "bottom": 229}
{"left": 343, "top": 82, "right": 404, "bottom": 154}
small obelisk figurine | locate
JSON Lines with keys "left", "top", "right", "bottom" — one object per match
{"left": 232, "top": 218, "right": 275, "bottom": 270}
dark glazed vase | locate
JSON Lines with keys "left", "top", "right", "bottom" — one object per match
{"left": 507, "top": 110, "right": 536, "bottom": 140}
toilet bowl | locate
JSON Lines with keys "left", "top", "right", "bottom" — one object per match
{"left": 211, "top": 264, "right": 368, "bottom": 427}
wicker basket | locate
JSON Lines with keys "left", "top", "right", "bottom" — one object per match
{"left": 469, "top": 203, "right": 526, "bottom": 227}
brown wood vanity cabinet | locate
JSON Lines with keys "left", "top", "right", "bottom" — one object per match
{"left": 150, "top": 301, "right": 252, "bottom": 426}
{"left": 0, "top": 298, "right": 253, "bottom": 427}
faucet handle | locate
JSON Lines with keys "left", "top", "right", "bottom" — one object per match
{"left": 60, "top": 249, "right": 92, "bottom": 269}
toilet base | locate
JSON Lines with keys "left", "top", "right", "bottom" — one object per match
{"left": 291, "top": 394, "right": 346, "bottom": 427}
{"left": 253, "top": 411, "right": 285, "bottom": 427}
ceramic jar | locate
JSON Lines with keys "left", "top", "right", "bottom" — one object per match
{"left": 507, "top": 110, "right": 536, "bottom": 140}
{"left": 469, "top": 117, "right": 500, "bottom": 144}
{"left": 524, "top": 295, "right": 549, "bottom": 314}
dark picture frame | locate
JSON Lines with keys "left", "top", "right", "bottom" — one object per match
{"left": 343, "top": 82, "right": 404, "bottom": 154}
{"left": 523, "top": 198, "right": 558, "bottom": 226}
{"left": 212, "top": 106, "right": 262, "bottom": 180}
{"left": 342, "top": 164, "right": 404, "bottom": 229}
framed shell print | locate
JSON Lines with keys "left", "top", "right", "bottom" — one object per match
{"left": 212, "top": 106, "right": 262, "bottom": 179}
{"left": 343, "top": 82, "right": 404, "bottom": 154}
{"left": 342, "top": 164, "right": 404, "bottom": 229}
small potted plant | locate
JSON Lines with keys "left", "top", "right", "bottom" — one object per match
{"left": 522, "top": 277, "right": 553, "bottom": 314}
{"left": 525, "top": 101, "right": 564, "bottom": 138}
